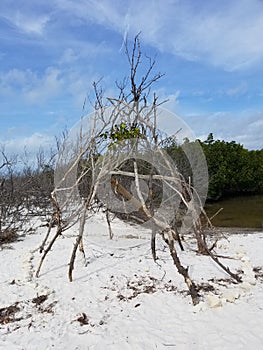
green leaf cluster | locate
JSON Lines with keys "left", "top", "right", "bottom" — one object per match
{"left": 100, "top": 123, "right": 142, "bottom": 142}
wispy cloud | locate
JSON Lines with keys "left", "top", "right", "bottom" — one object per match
{"left": 226, "top": 82, "right": 248, "bottom": 97}
{"left": 12, "top": 11, "right": 50, "bottom": 35}
{"left": 138, "top": 0, "right": 263, "bottom": 71}
{"left": 53, "top": 0, "right": 126, "bottom": 31}
{"left": 54, "top": 0, "right": 263, "bottom": 71}
{"left": 0, "top": 2, "right": 50, "bottom": 36}
{"left": 2, "top": 0, "right": 263, "bottom": 71}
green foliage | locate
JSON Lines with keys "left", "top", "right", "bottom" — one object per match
{"left": 163, "top": 133, "right": 263, "bottom": 200}
{"left": 100, "top": 123, "right": 142, "bottom": 142}
{"left": 199, "top": 134, "right": 263, "bottom": 199}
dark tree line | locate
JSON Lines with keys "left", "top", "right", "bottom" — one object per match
{"left": 200, "top": 133, "right": 263, "bottom": 200}
{"left": 162, "top": 133, "right": 263, "bottom": 201}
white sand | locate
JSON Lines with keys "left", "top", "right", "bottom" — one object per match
{"left": 0, "top": 213, "right": 262, "bottom": 349}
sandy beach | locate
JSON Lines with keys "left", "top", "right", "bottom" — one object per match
{"left": 1, "top": 213, "right": 262, "bottom": 349}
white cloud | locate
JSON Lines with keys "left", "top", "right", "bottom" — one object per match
{"left": 160, "top": 90, "right": 181, "bottom": 111}
{"left": 54, "top": 0, "right": 126, "bottom": 31}
{"left": 12, "top": 11, "right": 50, "bottom": 35}
{"left": 25, "top": 67, "right": 63, "bottom": 104}
{"left": 0, "top": 67, "right": 64, "bottom": 104}
{"left": 184, "top": 111, "right": 263, "bottom": 149}
{"left": 1, "top": 132, "right": 55, "bottom": 160}
{"left": 0, "top": 69, "right": 30, "bottom": 95}
{"left": 0, "top": 64, "right": 101, "bottom": 109}
{"left": 136, "top": 0, "right": 263, "bottom": 71}
{"left": 59, "top": 48, "right": 78, "bottom": 64}
{"left": 2, "top": 0, "right": 263, "bottom": 71}
{"left": 53, "top": 0, "right": 263, "bottom": 71}
{"left": 0, "top": 68, "right": 33, "bottom": 86}
{"left": 0, "top": 69, "right": 46, "bottom": 102}
{"left": 0, "top": 6, "right": 50, "bottom": 36}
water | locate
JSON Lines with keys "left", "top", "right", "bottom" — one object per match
{"left": 205, "top": 194, "right": 263, "bottom": 228}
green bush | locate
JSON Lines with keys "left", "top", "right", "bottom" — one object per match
{"left": 199, "top": 133, "right": 263, "bottom": 199}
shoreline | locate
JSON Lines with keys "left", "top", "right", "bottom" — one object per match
{"left": 205, "top": 226, "right": 263, "bottom": 236}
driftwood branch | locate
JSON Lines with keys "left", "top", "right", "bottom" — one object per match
{"left": 36, "top": 193, "right": 63, "bottom": 278}
{"left": 34, "top": 34, "right": 242, "bottom": 306}
{"left": 111, "top": 174, "right": 199, "bottom": 304}
{"left": 68, "top": 205, "right": 87, "bottom": 282}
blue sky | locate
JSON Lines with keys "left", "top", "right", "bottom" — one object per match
{"left": 0, "top": 0, "right": 263, "bottom": 156}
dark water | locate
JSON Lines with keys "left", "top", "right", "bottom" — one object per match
{"left": 205, "top": 194, "right": 263, "bottom": 228}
